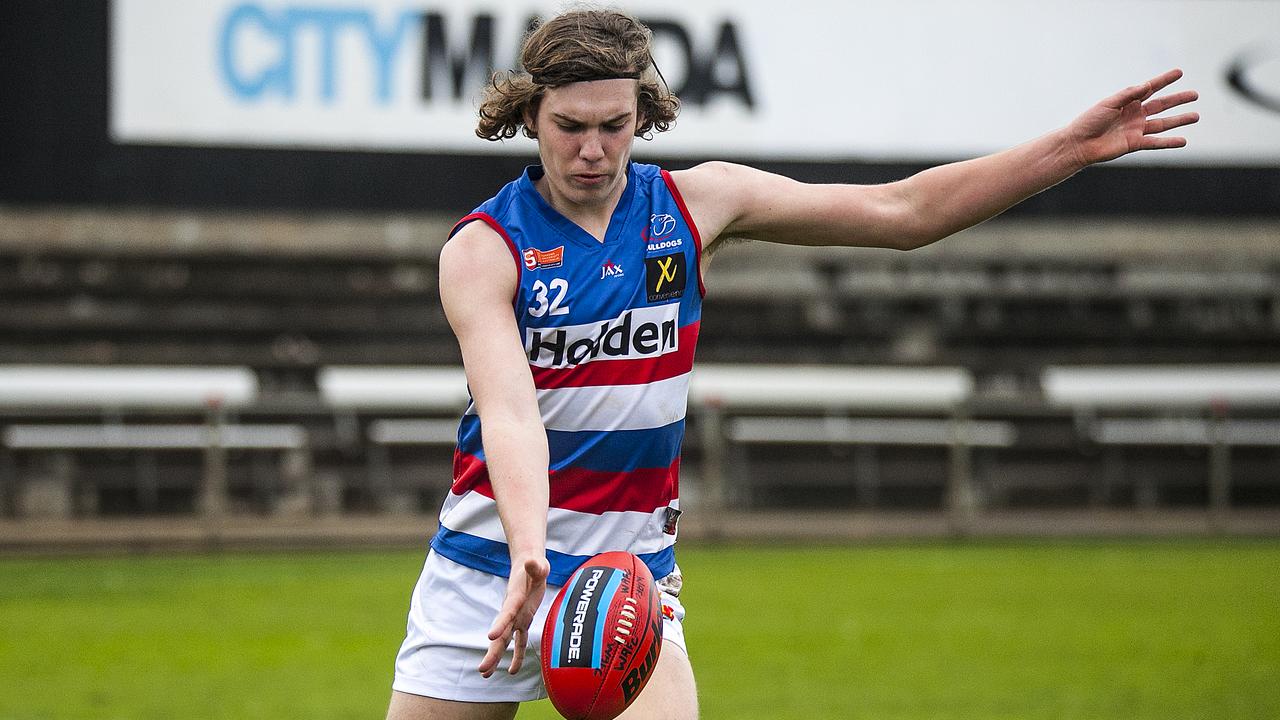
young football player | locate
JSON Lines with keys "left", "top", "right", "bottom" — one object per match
{"left": 388, "top": 8, "right": 1198, "bottom": 719}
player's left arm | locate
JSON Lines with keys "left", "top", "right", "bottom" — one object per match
{"left": 674, "top": 69, "right": 1198, "bottom": 254}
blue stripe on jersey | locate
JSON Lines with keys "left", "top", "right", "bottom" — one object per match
{"left": 455, "top": 414, "right": 484, "bottom": 462}
{"left": 546, "top": 421, "right": 685, "bottom": 472}
{"left": 457, "top": 414, "right": 685, "bottom": 472}
{"left": 431, "top": 527, "right": 676, "bottom": 587}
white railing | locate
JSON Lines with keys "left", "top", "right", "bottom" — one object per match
{"left": 0, "top": 365, "right": 257, "bottom": 409}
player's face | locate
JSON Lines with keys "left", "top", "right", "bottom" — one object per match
{"left": 529, "top": 79, "right": 640, "bottom": 210}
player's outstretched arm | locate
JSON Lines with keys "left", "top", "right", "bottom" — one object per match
{"left": 675, "top": 69, "right": 1198, "bottom": 253}
{"left": 892, "top": 68, "right": 1199, "bottom": 245}
{"left": 438, "top": 222, "right": 552, "bottom": 678}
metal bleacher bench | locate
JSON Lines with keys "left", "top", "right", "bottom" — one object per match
{"left": 316, "top": 365, "right": 1009, "bottom": 526}
{"left": 319, "top": 366, "right": 468, "bottom": 445}
{"left": 318, "top": 367, "right": 468, "bottom": 513}
{"left": 0, "top": 366, "right": 308, "bottom": 518}
{"left": 687, "top": 365, "right": 1014, "bottom": 447}
{"left": 1043, "top": 365, "right": 1280, "bottom": 446}
{"left": 1043, "top": 365, "right": 1280, "bottom": 513}
{"left": 688, "top": 365, "right": 1008, "bottom": 522}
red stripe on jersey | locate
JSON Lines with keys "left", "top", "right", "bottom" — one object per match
{"left": 451, "top": 448, "right": 487, "bottom": 495}
{"left": 660, "top": 169, "right": 706, "bottom": 299}
{"left": 452, "top": 451, "right": 679, "bottom": 515}
{"left": 547, "top": 459, "right": 680, "bottom": 513}
{"left": 530, "top": 320, "right": 700, "bottom": 390}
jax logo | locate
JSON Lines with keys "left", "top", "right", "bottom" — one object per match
{"left": 600, "top": 260, "right": 624, "bottom": 279}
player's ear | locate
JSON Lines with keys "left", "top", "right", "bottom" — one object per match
{"left": 633, "top": 85, "right": 648, "bottom": 137}
{"left": 523, "top": 105, "right": 539, "bottom": 140}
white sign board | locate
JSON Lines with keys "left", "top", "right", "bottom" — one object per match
{"left": 111, "top": 0, "right": 1280, "bottom": 163}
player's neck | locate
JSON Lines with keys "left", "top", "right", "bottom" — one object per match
{"left": 535, "top": 171, "right": 628, "bottom": 244}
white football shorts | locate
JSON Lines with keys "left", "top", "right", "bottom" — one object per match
{"left": 392, "top": 549, "right": 688, "bottom": 703}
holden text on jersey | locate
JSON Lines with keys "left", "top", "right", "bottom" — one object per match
{"left": 525, "top": 303, "right": 681, "bottom": 368}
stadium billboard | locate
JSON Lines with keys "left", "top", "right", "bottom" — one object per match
{"left": 112, "top": 0, "right": 1279, "bottom": 164}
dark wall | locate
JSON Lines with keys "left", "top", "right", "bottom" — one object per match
{"left": 3, "top": 1, "right": 1278, "bottom": 216}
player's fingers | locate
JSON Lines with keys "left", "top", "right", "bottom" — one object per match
{"left": 1142, "top": 68, "right": 1184, "bottom": 99}
{"left": 1144, "top": 112, "right": 1199, "bottom": 135}
{"left": 479, "top": 632, "right": 510, "bottom": 677}
{"left": 487, "top": 586, "right": 529, "bottom": 641}
{"left": 508, "top": 628, "right": 527, "bottom": 675}
{"left": 487, "top": 606, "right": 517, "bottom": 641}
{"left": 1101, "top": 82, "right": 1150, "bottom": 110}
{"left": 523, "top": 556, "right": 551, "bottom": 583}
{"left": 1138, "top": 135, "right": 1188, "bottom": 151}
{"left": 1143, "top": 90, "right": 1198, "bottom": 117}
{"left": 526, "top": 556, "right": 549, "bottom": 573}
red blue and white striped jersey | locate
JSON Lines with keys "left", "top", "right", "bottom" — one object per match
{"left": 432, "top": 162, "right": 705, "bottom": 586}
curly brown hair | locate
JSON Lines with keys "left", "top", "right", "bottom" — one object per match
{"left": 476, "top": 9, "right": 680, "bottom": 141}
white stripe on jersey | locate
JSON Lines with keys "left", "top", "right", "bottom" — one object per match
{"left": 439, "top": 490, "right": 678, "bottom": 557}
{"left": 536, "top": 372, "right": 690, "bottom": 432}
{"left": 461, "top": 372, "right": 691, "bottom": 433}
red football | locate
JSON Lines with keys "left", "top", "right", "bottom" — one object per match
{"left": 541, "top": 551, "right": 663, "bottom": 720}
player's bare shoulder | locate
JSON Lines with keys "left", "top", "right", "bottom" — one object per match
{"left": 438, "top": 218, "right": 519, "bottom": 319}
{"left": 440, "top": 219, "right": 516, "bottom": 284}
{"left": 666, "top": 161, "right": 759, "bottom": 249}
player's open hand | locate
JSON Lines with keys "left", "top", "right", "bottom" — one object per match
{"left": 1066, "top": 68, "right": 1199, "bottom": 166}
{"left": 479, "top": 555, "right": 551, "bottom": 677}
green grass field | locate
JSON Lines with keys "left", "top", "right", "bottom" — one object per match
{"left": 1, "top": 540, "right": 1277, "bottom": 719}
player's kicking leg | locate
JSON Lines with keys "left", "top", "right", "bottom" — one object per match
{"left": 385, "top": 691, "right": 516, "bottom": 720}
{"left": 614, "top": 641, "right": 699, "bottom": 720}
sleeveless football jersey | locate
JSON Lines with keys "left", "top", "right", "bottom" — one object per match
{"left": 431, "top": 162, "right": 705, "bottom": 586}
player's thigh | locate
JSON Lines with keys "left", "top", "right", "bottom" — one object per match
{"left": 385, "top": 690, "right": 517, "bottom": 720}
{"left": 615, "top": 640, "right": 698, "bottom": 720}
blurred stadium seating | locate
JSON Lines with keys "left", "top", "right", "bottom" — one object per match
{"left": 2, "top": 206, "right": 1277, "bottom": 534}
